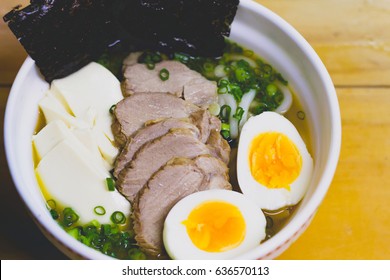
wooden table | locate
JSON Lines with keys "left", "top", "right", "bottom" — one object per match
{"left": 1, "top": 0, "right": 389, "bottom": 260}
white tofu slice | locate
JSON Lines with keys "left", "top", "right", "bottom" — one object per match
{"left": 72, "top": 128, "right": 112, "bottom": 171}
{"left": 92, "top": 125, "right": 118, "bottom": 167}
{"left": 35, "top": 138, "right": 130, "bottom": 225}
{"left": 32, "top": 120, "right": 72, "bottom": 160}
{"left": 38, "top": 90, "right": 90, "bottom": 129}
{"left": 50, "top": 62, "right": 122, "bottom": 142}
{"left": 32, "top": 120, "right": 111, "bottom": 171}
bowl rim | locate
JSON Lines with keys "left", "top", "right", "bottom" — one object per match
{"left": 235, "top": 0, "right": 341, "bottom": 259}
{"left": 4, "top": 0, "right": 341, "bottom": 260}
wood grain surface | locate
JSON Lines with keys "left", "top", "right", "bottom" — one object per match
{"left": 0, "top": 0, "right": 389, "bottom": 260}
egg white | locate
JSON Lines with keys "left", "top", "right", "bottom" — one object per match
{"left": 163, "top": 189, "right": 266, "bottom": 260}
{"left": 237, "top": 111, "right": 313, "bottom": 211}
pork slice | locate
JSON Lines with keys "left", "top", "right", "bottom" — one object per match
{"left": 189, "top": 109, "right": 221, "bottom": 143}
{"left": 123, "top": 60, "right": 217, "bottom": 108}
{"left": 183, "top": 77, "right": 218, "bottom": 108}
{"left": 190, "top": 109, "right": 231, "bottom": 165}
{"left": 193, "top": 155, "right": 232, "bottom": 191}
{"left": 112, "top": 93, "right": 199, "bottom": 146}
{"left": 116, "top": 128, "right": 211, "bottom": 202}
{"left": 133, "top": 156, "right": 231, "bottom": 257}
{"left": 113, "top": 118, "right": 200, "bottom": 178}
{"left": 206, "top": 130, "right": 231, "bottom": 165}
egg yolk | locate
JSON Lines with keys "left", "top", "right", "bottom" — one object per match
{"left": 249, "top": 132, "right": 302, "bottom": 190}
{"left": 182, "top": 201, "right": 246, "bottom": 252}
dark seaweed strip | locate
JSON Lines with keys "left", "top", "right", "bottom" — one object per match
{"left": 116, "top": 0, "right": 239, "bottom": 57}
{"left": 3, "top": 0, "right": 239, "bottom": 82}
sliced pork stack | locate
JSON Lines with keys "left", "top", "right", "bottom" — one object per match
{"left": 110, "top": 57, "right": 231, "bottom": 258}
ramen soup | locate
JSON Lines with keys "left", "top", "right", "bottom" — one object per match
{"left": 33, "top": 40, "right": 313, "bottom": 259}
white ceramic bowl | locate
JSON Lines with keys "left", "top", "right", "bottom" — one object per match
{"left": 4, "top": 0, "right": 341, "bottom": 259}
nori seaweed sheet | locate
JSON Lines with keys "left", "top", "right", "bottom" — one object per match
{"left": 3, "top": 0, "right": 239, "bottom": 82}
{"left": 3, "top": 0, "right": 123, "bottom": 82}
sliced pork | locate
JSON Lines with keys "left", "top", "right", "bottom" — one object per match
{"left": 113, "top": 108, "right": 230, "bottom": 177}
{"left": 122, "top": 60, "right": 218, "bottom": 108}
{"left": 133, "top": 156, "right": 232, "bottom": 257}
{"left": 113, "top": 118, "right": 200, "bottom": 178}
{"left": 116, "top": 128, "right": 213, "bottom": 202}
{"left": 112, "top": 93, "right": 199, "bottom": 146}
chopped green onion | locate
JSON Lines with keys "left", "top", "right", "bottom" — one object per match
{"left": 262, "top": 64, "right": 272, "bottom": 77}
{"left": 219, "top": 105, "right": 231, "bottom": 123}
{"left": 91, "top": 234, "right": 105, "bottom": 249}
{"left": 159, "top": 68, "right": 170, "bottom": 81}
{"left": 151, "top": 53, "right": 162, "bottom": 63}
{"left": 221, "top": 130, "right": 231, "bottom": 140}
{"left": 106, "top": 177, "right": 116, "bottom": 191}
{"left": 62, "top": 208, "right": 79, "bottom": 227}
{"left": 218, "top": 79, "right": 229, "bottom": 87}
{"left": 67, "top": 227, "right": 81, "bottom": 239}
{"left": 139, "top": 51, "right": 162, "bottom": 65}
{"left": 109, "top": 104, "right": 116, "bottom": 114}
{"left": 266, "top": 84, "right": 278, "bottom": 96}
{"left": 230, "top": 84, "right": 243, "bottom": 102}
{"left": 50, "top": 209, "right": 59, "bottom": 220}
{"left": 233, "top": 107, "right": 244, "bottom": 122}
{"left": 146, "top": 62, "right": 155, "bottom": 70}
{"left": 111, "top": 211, "right": 126, "bottom": 224}
{"left": 173, "top": 52, "right": 190, "bottom": 64}
{"left": 46, "top": 199, "right": 57, "bottom": 210}
{"left": 235, "top": 67, "right": 250, "bottom": 82}
{"left": 218, "top": 86, "right": 228, "bottom": 94}
{"left": 100, "top": 224, "right": 112, "bottom": 236}
{"left": 94, "top": 206, "right": 106, "bottom": 216}
{"left": 90, "top": 219, "right": 100, "bottom": 228}
{"left": 128, "top": 248, "right": 147, "bottom": 260}
{"left": 203, "top": 62, "right": 214, "bottom": 72}
{"left": 221, "top": 123, "right": 230, "bottom": 131}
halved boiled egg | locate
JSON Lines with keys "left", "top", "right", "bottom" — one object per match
{"left": 163, "top": 189, "right": 266, "bottom": 259}
{"left": 237, "top": 111, "right": 313, "bottom": 211}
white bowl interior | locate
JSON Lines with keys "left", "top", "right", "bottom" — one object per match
{"left": 4, "top": 0, "right": 341, "bottom": 260}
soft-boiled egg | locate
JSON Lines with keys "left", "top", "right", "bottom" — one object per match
{"left": 237, "top": 111, "right": 313, "bottom": 211}
{"left": 163, "top": 189, "right": 266, "bottom": 260}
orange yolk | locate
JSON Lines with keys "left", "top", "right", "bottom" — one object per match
{"left": 249, "top": 132, "right": 302, "bottom": 190}
{"left": 182, "top": 201, "right": 246, "bottom": 252}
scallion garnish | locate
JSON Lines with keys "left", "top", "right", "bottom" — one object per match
{"left": 109, "top": 104, "right": 116, "bottom": 114}
{"left": 128, "top": 248, "right": 147, "bottom": 260}
{"left": 221, "top": 130, "right": 231, "bottom": 140}
{"left": 94, "top": 206, "right": 106, "bottom": 216}
{"left": 233, "top": 107, "right": 244, "bottom": 122}
{"left": 111, "top": 211, "right": 126, "bottom": 224}
{"left": 46, "top": 199, "right": 57, "bottom": 210}
{"left": 159, "top": 68, "right": 169, "bottom": 81}
{"left": 146, "top": 62, "right": 155, "bottom": 70}
{"left": 219, "top": 105, "right": 231, "bottom": 123}
{"left": 50, "top": 209, "right": 59, "bottom": 220}
{"left": 203, "top": 62, "right": 214, "bottom": 72}
{"left": 106, "top": 177, "right": 116, "bottom": 191}
{"left": 67, "top": 227, "right": 81, "bottom": 239}
{"left": 221, "top": 123, "right": 230, "bottom": 131}
{"left": 266, "top": 83, "right": 278, "bottom": 96}
{"left": 62, "top": 207, "right": 79, "bottom": 227}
